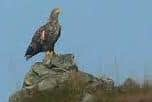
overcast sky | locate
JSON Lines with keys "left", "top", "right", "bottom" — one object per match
{"left": 0, "top": 0, "right": 152, "bottom": 101}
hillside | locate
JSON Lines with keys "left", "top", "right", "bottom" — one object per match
{"left": 9, "top": 54, "right": 114, "bottom": 102}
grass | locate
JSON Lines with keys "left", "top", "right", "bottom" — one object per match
{"left": 10, "top": 72, "right": 152, "bottom": 102}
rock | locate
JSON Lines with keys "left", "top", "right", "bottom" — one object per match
{"left": 22, "top": 54, "right": 77, "bottom": 90}
{"left": 9, "top": 53, "right": 114, "bottom": 102}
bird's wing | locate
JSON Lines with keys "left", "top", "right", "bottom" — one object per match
{"left": 32, "top": 25, "right": 47, "bottom": 42}
{"left": 25, "top": 24, "right": 48, "bottom": 59}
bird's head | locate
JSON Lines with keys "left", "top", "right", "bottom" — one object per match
{"left": 49, "top": 8, "right": 62, "bottom": 21}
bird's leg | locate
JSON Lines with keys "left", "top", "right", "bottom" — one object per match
{"left": 44, "top": 51, "right": 54, "bottom": 65}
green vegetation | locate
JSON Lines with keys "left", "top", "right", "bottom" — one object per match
{"left": 9, "top": 54, "right": 152, "bottom": 102}
{"left": 12, "top": 76, "right": 152, "bottom": 102}
{"left": 94, "top": 78, "right": 152, "bottom": 102}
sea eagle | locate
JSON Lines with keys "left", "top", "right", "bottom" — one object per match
{"left": 25, "top": 8, "right": 62, "bottom": 64}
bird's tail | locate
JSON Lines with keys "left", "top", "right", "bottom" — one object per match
{"left": 25, "top": 45, "right": 34, "bottom": 60}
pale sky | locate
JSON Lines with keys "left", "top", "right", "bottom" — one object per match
{"left": 0, "top": 0, "right": 152, "bottom": 102}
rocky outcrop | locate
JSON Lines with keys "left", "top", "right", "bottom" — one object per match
{"left": 9, "top": 54, "right": 114, "bottom": 102}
